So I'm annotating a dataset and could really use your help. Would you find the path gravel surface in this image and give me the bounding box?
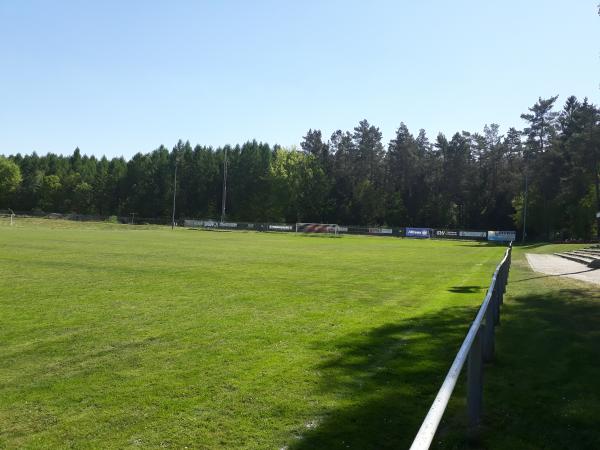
[525,253,600,285]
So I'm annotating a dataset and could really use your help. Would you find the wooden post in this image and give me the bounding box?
[409,246,513,449]
[483,308,495,363]
[497,286,502,326]
[493,285,500,326]
[499,267,505,305]
[468,327,483,428]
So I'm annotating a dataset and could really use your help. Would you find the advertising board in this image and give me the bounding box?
[406,227,431,238]
[434,230,459,238]
[487,230,516,242]
[269,224,293,231]
[368,228,393,234]
[459,230,487,239]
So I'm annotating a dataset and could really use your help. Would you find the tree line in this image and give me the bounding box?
[1,95,598,240]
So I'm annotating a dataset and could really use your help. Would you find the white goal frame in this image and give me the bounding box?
[295,223,339,236]
[0,210,16,226]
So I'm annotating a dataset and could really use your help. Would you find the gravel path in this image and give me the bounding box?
[525,253,600,285]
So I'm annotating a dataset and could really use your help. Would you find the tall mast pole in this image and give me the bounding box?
[171,159,177,230]
[522,168,528,243]
[221,147,228,223]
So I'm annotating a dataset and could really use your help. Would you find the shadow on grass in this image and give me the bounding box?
[458,242,564,250]
[297,234,343,239]
[447,286,485,294]
[512,267,599,283]
[512,242,549,250]
[456,242,509,248]
[288,287,600,450]
[287,306,478,450]
[438,287,600,449]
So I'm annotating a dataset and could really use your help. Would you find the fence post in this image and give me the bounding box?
[497,284,502,326]
[499,266,505,305]
[467,326,483,428]
[409,245,513,449]
[483,305,495,363]
[491,283,499,326]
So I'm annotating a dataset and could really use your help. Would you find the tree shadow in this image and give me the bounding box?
[297,234,343,239]
[287,306,478,450]
[512,242,549,250]
[512,267,599,283]
[287,287,600,450]
[438,287,600,449]
[447,286,485,294]
[456,242,508,248]
[187,228,233,232]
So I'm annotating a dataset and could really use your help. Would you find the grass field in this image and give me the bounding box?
[0,219,508,449]
[438,243,600,450]
[2,220,599,449]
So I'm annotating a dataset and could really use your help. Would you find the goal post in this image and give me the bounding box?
[295,223,339,236]
[0,209,16,226]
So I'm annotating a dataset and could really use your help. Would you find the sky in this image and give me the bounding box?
[1,1,599,159]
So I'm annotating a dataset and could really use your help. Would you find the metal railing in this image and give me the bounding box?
[410,242,512,450]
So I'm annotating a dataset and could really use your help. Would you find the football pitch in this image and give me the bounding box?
[0,220,505,449]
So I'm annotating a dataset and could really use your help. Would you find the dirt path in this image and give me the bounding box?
[525,253,600,286]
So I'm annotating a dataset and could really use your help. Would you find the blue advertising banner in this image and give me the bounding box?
[406,227,431,238]
[487,230,516,242]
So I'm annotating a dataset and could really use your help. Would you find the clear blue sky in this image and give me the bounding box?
[1,1,598,159]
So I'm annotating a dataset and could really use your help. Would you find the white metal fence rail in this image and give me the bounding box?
[410,242,512,450]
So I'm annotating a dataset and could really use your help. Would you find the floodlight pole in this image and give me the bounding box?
[171,159,178,230]
[522,169,528,244]
[595,154,600,243]
[221,147,228,223]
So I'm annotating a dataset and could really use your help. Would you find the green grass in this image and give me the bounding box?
[0,219,506,449]
[437,243,600,449]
